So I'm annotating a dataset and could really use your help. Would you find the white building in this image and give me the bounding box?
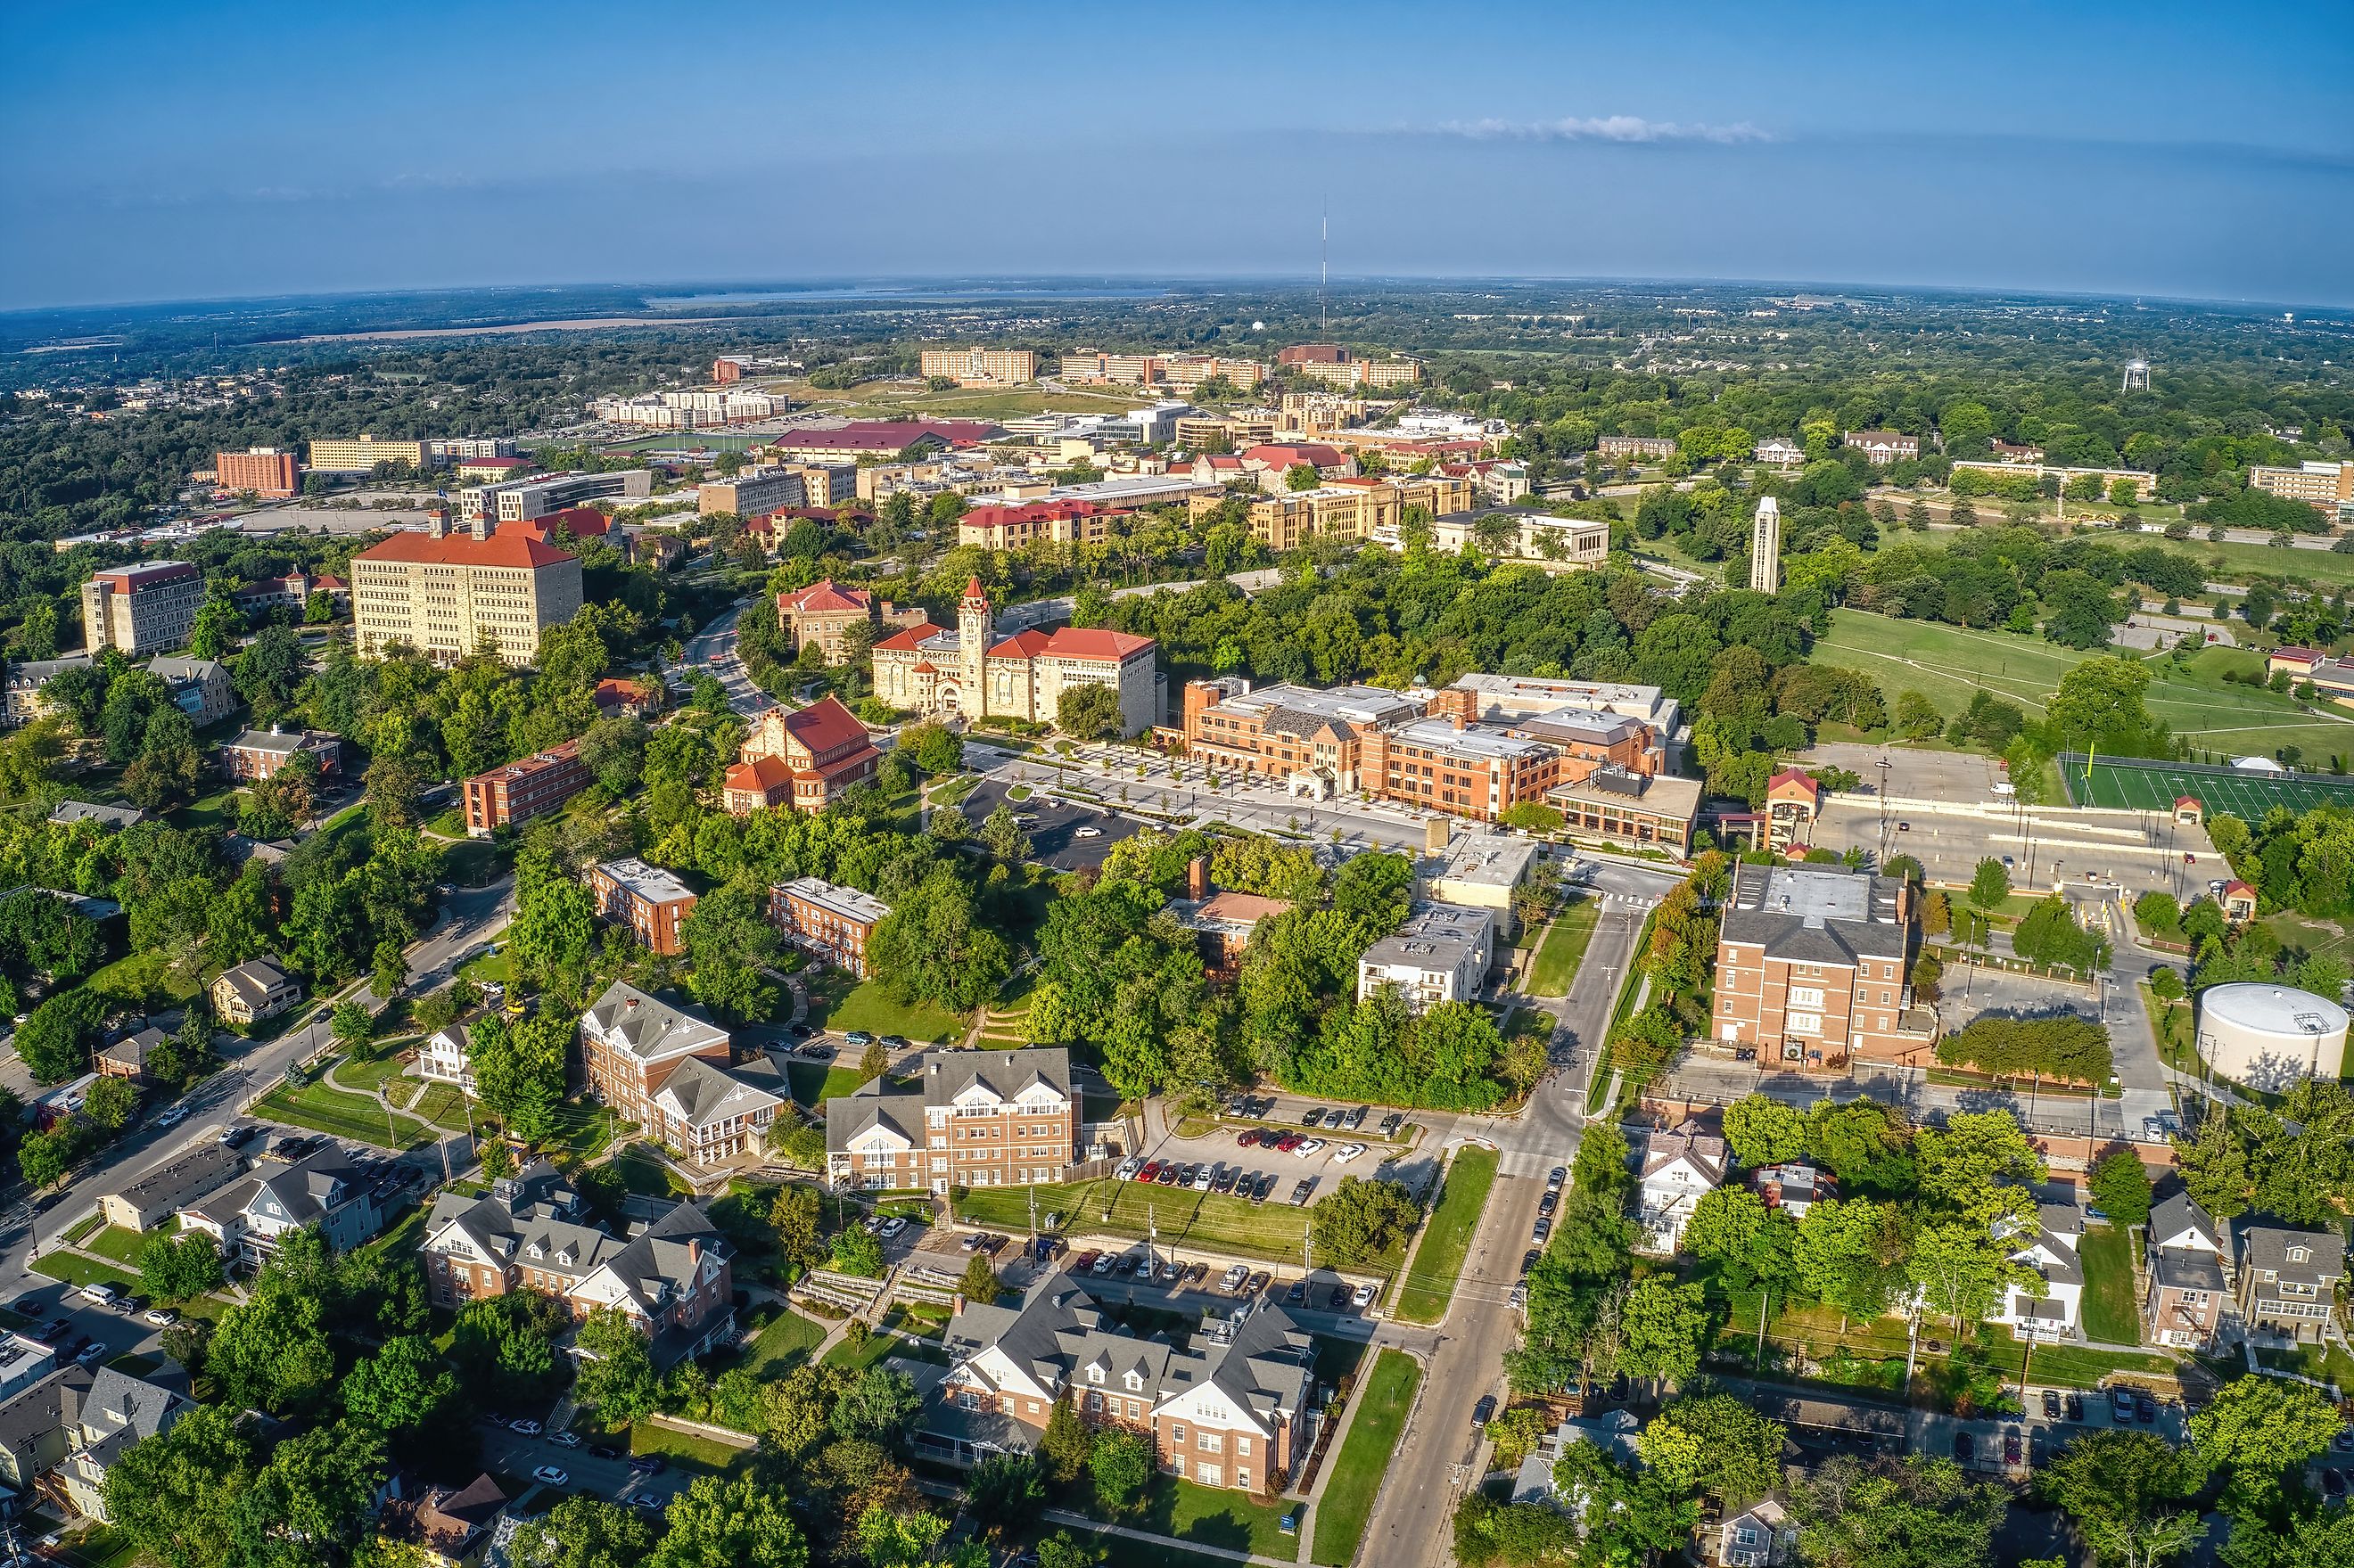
[1989,1202,2084,1343]
[416,1023,478,1096]
[1355,904,1494,1012]
[1637,1129,1726,1254]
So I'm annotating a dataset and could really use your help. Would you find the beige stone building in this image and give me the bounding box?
[920,347,1039,385]
[350,516,585,665]
[307,435,431,472]
[81,562,203,656]
[1201,473,1476,553]
[871,579,1158,735]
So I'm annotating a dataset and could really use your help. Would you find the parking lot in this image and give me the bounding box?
[1921,1383,2188,1479]
[956,780,1140,872]
[1130,1098,1416,1207]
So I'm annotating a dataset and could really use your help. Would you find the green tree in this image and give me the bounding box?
[1089,1429,1154,1515]
[206,1251,338,1415]
[652,1474,810,1568]
[138,1230,226,1303]
[1723,1092,1808,1167]
[982,803,1031,863]
[509,874,597,983]
[103,1403,253,1568]
[1641,1393,1788,1508]
[573,1309,662,1425]
[84,1073,136,1133]
[1308,1176,1422,1268]
[830,1365,921,1443]
[1791,1453,2005,1568]
[1968,856,2011,910]
[959,1252,1000,1305]
[371,937,408,1000]
[2189,1374,2342,1519]
[1055,682,1124,741]
[2174,1112,2249,1220]
[1794,1196,1907,1326]
[681,880,782,1021]
[2088,1151,2154,1231]
[1040,1395,1093,1483]
[2037,1428,2207,1568]
[1618,1275,1708,1391]
[516,1497,658,1568]
[965,1451,1045,1539]
[832,1226,886,1278]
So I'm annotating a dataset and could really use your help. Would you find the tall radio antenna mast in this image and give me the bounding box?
[1320,201,1329,336]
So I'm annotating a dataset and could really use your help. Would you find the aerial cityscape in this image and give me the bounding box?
[0,5,2351,1568]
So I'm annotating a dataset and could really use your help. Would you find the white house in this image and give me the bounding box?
[416,1023,478,1096]
[1752,1162,1833,1219]
[1989,1202,2083,1343]
[1637,1129,1727,1254]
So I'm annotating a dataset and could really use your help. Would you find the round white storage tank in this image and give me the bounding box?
[2197,982,2350,1092]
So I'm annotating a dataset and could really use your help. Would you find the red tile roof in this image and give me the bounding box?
[988,628,1054,659]
[1768,768,1820,797]
[1043,627,1154,661]
[358,530,573,569]
[539,505,611,537]
[772,420,1000,453]
[964,576,987,600]
[959,499,1115,530]
[780,694,868,754]
[780,579,872,615]
[1242,443,1348,470]
[726,756,793,795]
[874,622,944,653]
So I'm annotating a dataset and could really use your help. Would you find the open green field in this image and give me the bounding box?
[1528,899,1600,997]
[1395,1145,1498,1326]
[251,1077,425,1148]
[2063,752,2354,815]
[1820,611,2354,762]
[786,1061,867,1106]
[1311,1349,1422,1567]
[802,972,963,1044]
[737,1309,827,1379]
[954,1178,1333,1267]
[2079,1223,2140,1346]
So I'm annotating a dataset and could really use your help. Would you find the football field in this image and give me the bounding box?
[2062,753,2354,817]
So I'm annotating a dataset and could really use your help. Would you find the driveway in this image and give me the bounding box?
[955,780,1140,871]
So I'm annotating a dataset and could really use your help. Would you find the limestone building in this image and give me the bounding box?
[350,514,584,665]
[870,579,1157,735]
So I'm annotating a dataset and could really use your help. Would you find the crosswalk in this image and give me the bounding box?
[1498,1147,1569,1178]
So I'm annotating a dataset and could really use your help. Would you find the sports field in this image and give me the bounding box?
[2061,753,2354,816]
[1818,612,2354,764]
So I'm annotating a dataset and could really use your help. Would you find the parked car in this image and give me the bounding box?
[843,1031,875,1047]
[1190,1164,1214,1192]
[1471,1395,1497,1430]
[1350,1282,1377,1310]
[1546,1166,1567,1191]
[1138,1162,1163,1184]
[2003,1430,2022,1466]
[1252,1172,1278,1203]
[510,1419,543,1436]
[1182,1262,1206,1286]
[1301,1108,1325,1129]
[1236,1129,1263,1148]
[1295,1138,1326,1158]
[2327,1469,2348,1499]
[628,1456,666,1474]
[1285,1278,1307,1305]
[878,1218,908,1239]
[2136,1392,2157,1424]
[1274,1132,1305,1153]
[1379,1112,1403,1137]
[2042,1390,2061,1420]
[549,1431,582,1449]
[588,1446,622,1461]
[142,1307,178,1327]
[1509,1281,1528,1310]
[1221,1265,1249,1293]
[218,1123,257,1148]
[1115,1158,1143,1181]
[1326,1284,1350,1310]
[531,1467,570,1488]
[1244,1271,1269,1294]
[2111,1390,2136,1424]
[1954,1431,1975,1461]
[74,1343,105,1369]
[1212,1166,1240,1194]
[154,1104,189,1129]
[1531,1218,1552,1243]
[1333,1143,1367,1163]
[2065,1393,2085,1424]
[1090,1252,1116,1276]
[9,1295,40,1317]
[1537,1191,1559,1218]
[1520,1249,1542,1275]
[1289,1178,1317,1206]
[796,1043,829,1058]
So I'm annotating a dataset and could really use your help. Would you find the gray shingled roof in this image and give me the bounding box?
[2243,1224,2347,1288]
[582,981,729,1063]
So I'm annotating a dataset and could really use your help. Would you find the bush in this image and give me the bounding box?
[1935,1014,2113,1085]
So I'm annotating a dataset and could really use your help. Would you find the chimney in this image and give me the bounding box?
[1187,856,1208,901]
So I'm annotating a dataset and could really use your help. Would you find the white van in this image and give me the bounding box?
[78,1284,119,1309]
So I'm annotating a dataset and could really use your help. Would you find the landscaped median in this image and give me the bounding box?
[1310,1348,1422,1567]
[1528,897,1601,997]
[1394,1145,1499,1326]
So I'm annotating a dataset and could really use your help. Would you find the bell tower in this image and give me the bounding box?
[959,577,992,717]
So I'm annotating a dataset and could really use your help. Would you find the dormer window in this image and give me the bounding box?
[2289,1245,2310,1263]
[1124,1371,1142,1391]
[527,1244,543,1260]
[1087,1367,1104,1385]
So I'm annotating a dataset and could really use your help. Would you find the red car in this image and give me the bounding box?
[1137,1162,1163,1183]
[1237,1129,1263,1148]
[1275,1132,1305,1153]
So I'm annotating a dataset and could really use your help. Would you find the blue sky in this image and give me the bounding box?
[4,0,2350,309]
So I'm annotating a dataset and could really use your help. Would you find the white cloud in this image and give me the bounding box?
[1436,115,1772,145]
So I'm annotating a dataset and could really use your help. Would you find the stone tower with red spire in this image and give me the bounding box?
[957,576,992,717]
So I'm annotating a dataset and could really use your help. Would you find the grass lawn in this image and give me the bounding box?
[425,805,469,837]
[83,1226,154,1268]
[2022,1342,2184,1390]
[48,1525,139,1568]
[85,948,202,1008]
[787,1060,868,1106]
[457,949,514,986]
[627,1422,753,1480]
[955,1178,1339,1268]
[1528,898,1601,997]
[1080,1475,1297,1559]
[337,1038,416,1095]
[2078,1223,2142,1346]
[1027,1528,1236,1568]
[63,1215,103,1246]
[173,784,241,835]
[738,1309,827,1379]
[612,1144,693,1199]
[252,1077,425,1149]
[1395,1145,1498,1326]
[803,975,963,1044]
[30,1251,133,1292]
[1819,609,2354,763]
[1311,1349,1421,1567]
[2252,1340,2354,1391]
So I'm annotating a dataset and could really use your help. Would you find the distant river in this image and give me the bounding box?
[643,283,1170,307]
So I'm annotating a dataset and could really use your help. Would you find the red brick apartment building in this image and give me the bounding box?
[576,981,733,1129]
[770,877,890,977]
[215,447,300,497]
[956,499,1128,551]
[420,1161,736,1367]
[587,858,697,956]
[222,727,342,782]
[826,1048,1080,1193]
[463,737,590,835]
[932,1278,1314,1493]
[1713,862,1923,1070]
[723,696,879,815]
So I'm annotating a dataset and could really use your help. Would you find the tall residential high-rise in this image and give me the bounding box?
[1749,497,1783,593]
[214,447,299,497]
[82,562,205,656]
[350,515,584,665]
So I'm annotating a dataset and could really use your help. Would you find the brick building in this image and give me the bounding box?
[223,727,342,782]
[2144,1194,2229,1350]
[770,877,890,977]
[420,1162,736,1366]
[215,447,299,497]
[932,1277,1314,1494]
[1712,863,1922,1071]
[464,737,590,835]
[1177,679,1428,796]
[870,579,1158,736]
[587,858,698,956]
[826,1047,1080,1193]
[577,981,733,1130]
[723,696,880,814]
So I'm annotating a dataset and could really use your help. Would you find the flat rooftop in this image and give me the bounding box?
[1426,834,1537,890]
[1211,682,1427,727]
[1362,903,1493,967]
[595,858,694,905]
[1446,671,1674,727]
[1387,718,1553,760]
[780,876,890,924]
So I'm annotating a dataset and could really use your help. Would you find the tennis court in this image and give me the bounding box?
[2061,752,2354,817]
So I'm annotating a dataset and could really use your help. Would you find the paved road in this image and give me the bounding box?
[1359,866,1663,1568]
[679,595,770,716]
[4,875,519,1339]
